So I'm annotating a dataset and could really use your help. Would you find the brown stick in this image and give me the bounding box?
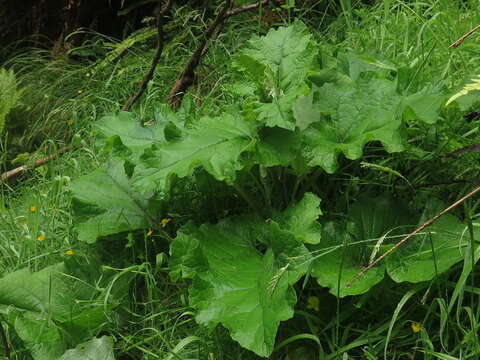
[346,185,480,287]
[442,144,480,158]
[224,0,270,18]
[449,24,480,48]
[167,0,234,110]
[122,0,174,111]
[0,146,73,182]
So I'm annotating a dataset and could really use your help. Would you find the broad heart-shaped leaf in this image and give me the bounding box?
[59,336,115,360]
[386,201,478,283]
[169,216,311,357]
[0,257,127,360]
[96,111,167,161]
[273,192,322,244]
[298,73,405,173]
[133,112,256,194]
[71,158,152,243]
[311,196,414,297]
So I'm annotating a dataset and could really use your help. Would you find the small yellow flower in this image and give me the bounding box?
[65,250,74,255]
[67,119,74,126]
[147,229,153,236]
[30,205,37,212]
[76,89,83,94]
[306,296,320,312]
[411,322,422,333]
[160,218,172,228]
[37,235,45,241]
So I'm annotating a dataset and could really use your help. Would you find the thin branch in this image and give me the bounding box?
[224,0,270,18]
[0,146,73,182]
[449,24,480,48]
[122,0,174,111]
[166,0,280,110]
[167,0,233,110]
[442,144,480,158]
[346,185,480,287]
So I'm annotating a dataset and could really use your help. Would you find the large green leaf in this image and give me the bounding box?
[273,192,322,244]
[235,20,316,94]
[95,111,167,161]
[401,86,445,124]
[13,312,65,360]
[387,202,477,283]
[71,158,152,243]
[170,216,311,357]
[311,221,385,298]
[0,258,125,360]
[133,112,256,193]
[312,196,414,297]
[234,21,317,130]
[59,336,115,360]
[298,74,405,173]
[256,89,300,130]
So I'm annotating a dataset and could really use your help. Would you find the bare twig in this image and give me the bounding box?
[0,146,74,182]
[224,0,270,18]
[167,0,233,110]
[442,144,480,158]
[449,24,480,48]
[122,0,174,111]
[347,185,480,287]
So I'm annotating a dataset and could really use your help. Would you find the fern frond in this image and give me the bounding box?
[446,75,480,106]
[0,68,21,135]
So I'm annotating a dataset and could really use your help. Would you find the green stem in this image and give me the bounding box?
[233,183,263,217]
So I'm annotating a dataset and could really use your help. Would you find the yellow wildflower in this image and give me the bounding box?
[76,89,83,94]
[306,296,320,312]
[65,250,74,255]
[160,218,172,227]
[147,229,153,236]
[37,235,45,241]
[411,322,422,333]
[30,205,37,212]
[67,119,74,126]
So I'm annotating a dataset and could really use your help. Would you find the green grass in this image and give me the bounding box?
[2,0,480,359]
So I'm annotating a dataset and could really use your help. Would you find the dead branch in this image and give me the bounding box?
[224,0,270,18]
[1,146,73,182]
[167,0,234,110]
[122,0,174,111]
[449,24,480,48]
[346,185,480,287]
[442,144,480,158]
